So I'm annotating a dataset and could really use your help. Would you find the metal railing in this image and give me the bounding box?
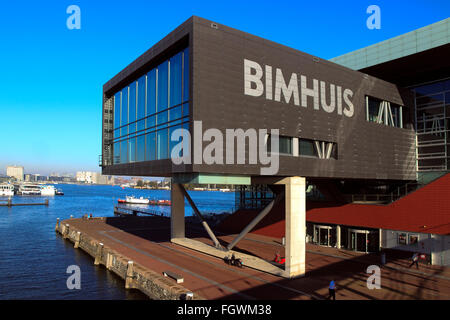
[350,182,423,204]
[114,205,169,217]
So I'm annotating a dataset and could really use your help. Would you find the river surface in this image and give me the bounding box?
[0,184,235,299]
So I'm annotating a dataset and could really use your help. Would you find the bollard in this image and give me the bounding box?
[74,231,81,249]
[55,218,60,232]
[106,253,113,270]
[63,224,70,239]
[94,243,103,265]
[125,261,134,289]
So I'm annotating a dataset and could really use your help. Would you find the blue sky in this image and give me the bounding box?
[0,0,448,175]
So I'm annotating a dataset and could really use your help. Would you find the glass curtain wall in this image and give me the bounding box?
[112,47,190,165]
[412,79,450,171]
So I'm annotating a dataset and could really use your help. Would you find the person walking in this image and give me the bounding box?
[328,280,336,300]
[409,252,419,269]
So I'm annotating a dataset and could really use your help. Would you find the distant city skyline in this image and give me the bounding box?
[0,164,99,177]
[1,1,448,173]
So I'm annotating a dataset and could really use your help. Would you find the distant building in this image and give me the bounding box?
[36,175,48,182]
[76,171,114,184]
[48,176,65,182]
[6,166,24,181]
[76,171,94,183]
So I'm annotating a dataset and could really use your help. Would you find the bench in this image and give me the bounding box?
[163,270,184,283]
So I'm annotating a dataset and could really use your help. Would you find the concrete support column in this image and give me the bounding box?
[171,183,185,240]
[284,176,306,278]
[336,225,341,249]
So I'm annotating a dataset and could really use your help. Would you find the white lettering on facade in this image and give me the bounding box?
[244,59,354,117]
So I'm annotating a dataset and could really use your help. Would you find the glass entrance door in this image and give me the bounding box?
[319,228,329,246]
[349,229,368,252]
[314,225,332,247]
[356,232,367,252]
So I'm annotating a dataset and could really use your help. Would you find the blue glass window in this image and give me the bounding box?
[120,140,128,164]
[157,61,168,125]
[113,142,120,164]
[147,69,156,119]
[147,114,156,130]
[129,137,136,163]
[136,134,145,162]
[170,52,182,107]
[111,47,189,165]
[158,110,168,129]
[137,75,146,132]
[183,48,189,102]
[145,132,156,161]
[129,82,136,134]
[182,103,189,118]
[169,105,182,122]
[157,129,168,160]
[120,87,128,138]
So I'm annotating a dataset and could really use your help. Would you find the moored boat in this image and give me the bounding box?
[149,199,171,206]
[40,185,56,196]
[18,184,41,195]
[0,184,14,196]
[118,196,150,204]
[117,196,171,206]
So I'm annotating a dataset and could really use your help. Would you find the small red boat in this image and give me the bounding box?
[149,199,171,206]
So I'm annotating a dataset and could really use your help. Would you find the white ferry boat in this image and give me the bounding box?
[0,184,14,196]
[118,196,150,204]
[18,184,42,195]
[40,185,56,196]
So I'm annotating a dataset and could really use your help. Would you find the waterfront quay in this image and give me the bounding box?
[56,215,450,300]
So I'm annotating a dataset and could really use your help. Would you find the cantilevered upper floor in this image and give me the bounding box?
[101,16,416,181]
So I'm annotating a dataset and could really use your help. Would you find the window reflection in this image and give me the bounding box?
[112,48,190,164]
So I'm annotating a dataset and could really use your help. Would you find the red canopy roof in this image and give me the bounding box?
[307,174,450,235]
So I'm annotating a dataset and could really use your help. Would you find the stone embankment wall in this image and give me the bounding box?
[56,218,200,300]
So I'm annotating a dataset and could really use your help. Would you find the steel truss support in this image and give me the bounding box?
[227,189,285,251]
[178,184,222,249]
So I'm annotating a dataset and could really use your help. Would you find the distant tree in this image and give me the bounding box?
[136,179,144,187]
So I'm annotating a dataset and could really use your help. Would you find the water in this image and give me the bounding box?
[0,184,235,299]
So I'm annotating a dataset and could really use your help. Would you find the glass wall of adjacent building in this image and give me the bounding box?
[411,78,450,172]
[112,47,190,165]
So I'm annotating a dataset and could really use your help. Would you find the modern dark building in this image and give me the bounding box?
[101,16,449,275]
